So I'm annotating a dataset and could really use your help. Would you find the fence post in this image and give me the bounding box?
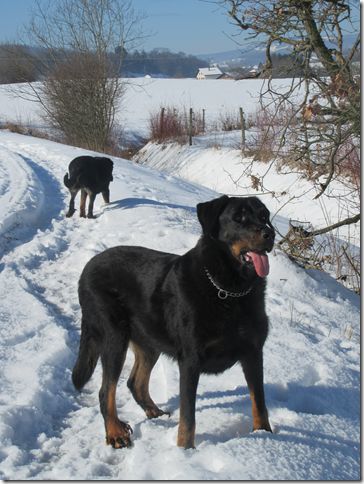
[189,107,193,146]
[202,108,205,133]
[240,107,246,155]
[160,107,165,140]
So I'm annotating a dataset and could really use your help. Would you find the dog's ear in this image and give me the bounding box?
[196,195,229,237]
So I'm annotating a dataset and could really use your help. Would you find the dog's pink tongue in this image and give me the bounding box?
[246,252,269,277]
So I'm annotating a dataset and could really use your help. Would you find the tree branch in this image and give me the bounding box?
[307,213,360,237]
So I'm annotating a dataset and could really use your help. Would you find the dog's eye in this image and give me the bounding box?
[233,212,247,224]
[260,211,269,223]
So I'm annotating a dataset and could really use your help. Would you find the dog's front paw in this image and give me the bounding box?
[253,420,272,433]
[177,424,196,449]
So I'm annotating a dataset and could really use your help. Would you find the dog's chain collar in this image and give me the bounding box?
[204,267,252,300]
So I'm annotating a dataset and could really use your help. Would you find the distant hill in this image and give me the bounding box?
[196,32,359,69]
[197,45,289,69]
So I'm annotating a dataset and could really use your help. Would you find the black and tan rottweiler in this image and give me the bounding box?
[63,156,113,218]
[72,195,275,449]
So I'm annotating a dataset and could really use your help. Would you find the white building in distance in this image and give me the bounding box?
[196,65,223,80]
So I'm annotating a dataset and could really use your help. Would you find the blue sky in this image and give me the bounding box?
[0,0,239,55]
[0,0,359,56]
[133,0,239,54]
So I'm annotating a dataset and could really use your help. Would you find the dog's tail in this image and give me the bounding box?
[63,172,72,188]
[72,326,100,391]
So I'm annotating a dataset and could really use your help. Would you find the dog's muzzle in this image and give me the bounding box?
[241,225,275,277]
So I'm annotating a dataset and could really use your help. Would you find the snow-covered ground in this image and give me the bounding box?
[0,78,298,140]
[135,140,360,245]
[0,131,360,480]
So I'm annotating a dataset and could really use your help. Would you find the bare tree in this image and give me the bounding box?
[215,0,360,289]
[23,0,144,151]
[218,0,359,190]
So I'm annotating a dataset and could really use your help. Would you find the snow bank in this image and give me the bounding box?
[135,141,360,248]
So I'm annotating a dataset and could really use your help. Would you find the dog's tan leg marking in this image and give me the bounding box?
[128,343,168,418]
[241,353,272,433]
[177,419,195,449]
[177,362,199,449]
[104,383,133,448]
[249,389,272,432]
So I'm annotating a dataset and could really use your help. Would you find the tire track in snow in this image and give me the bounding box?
[0,151,64,259]
[0,148,42,258]
[0,148,100,478]
[1,228,109,478]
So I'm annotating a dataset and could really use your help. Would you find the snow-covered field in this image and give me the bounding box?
[0,130,360,480]
[0,77,295,140]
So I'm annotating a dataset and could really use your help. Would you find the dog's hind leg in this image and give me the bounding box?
[101,188,110,204]
[66,188,79,217]
[80,189,88,218]
[99,328,133,448]
[127,342,169,419]
[86,191,97,218]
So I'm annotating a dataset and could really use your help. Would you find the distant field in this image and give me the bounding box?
[0,78,297,139]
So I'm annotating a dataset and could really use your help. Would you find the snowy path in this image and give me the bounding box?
[0,132,360,480]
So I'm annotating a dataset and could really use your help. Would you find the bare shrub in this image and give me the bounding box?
[279,221,360,294]
[246,108,277,162]
[336,137,360,189]
[247,102,360,189]
[21,0,144,152]
[246,104,300,162]
[42,51,123,151]
[218,110,241,131]
[150,106,186,143]
[149,106,204,143]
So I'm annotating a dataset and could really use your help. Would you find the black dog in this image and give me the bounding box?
[72,195,275,449]
[63,156,113,218]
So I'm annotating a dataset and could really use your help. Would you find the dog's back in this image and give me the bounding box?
[64,156,113,192]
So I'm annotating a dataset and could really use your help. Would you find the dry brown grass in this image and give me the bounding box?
[149,106,204,144]
[2,121,56,141]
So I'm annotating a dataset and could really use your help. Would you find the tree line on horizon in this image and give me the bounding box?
[2,42,356,84]
[0,44,211,84]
